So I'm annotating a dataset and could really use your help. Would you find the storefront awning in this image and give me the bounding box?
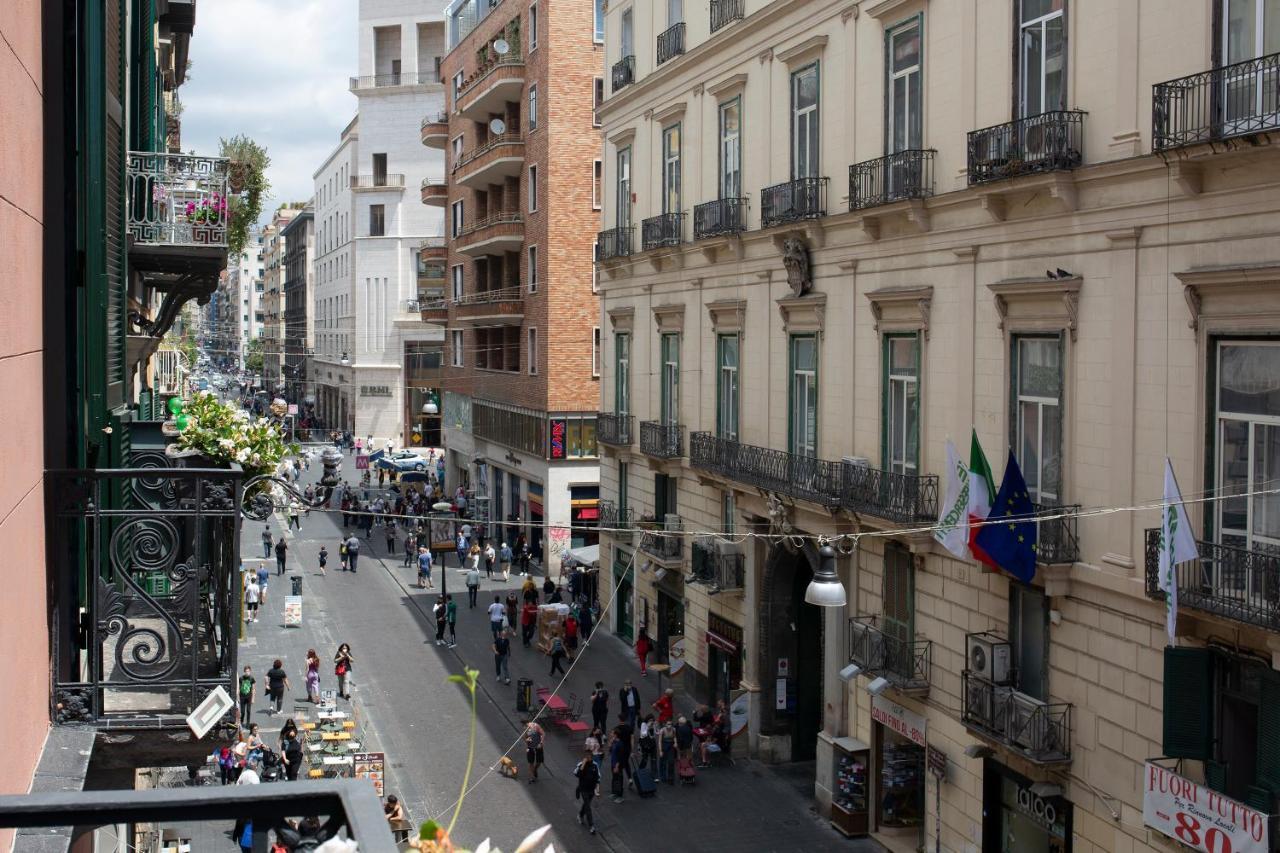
[574,507,599,520]
[706,628,739,653]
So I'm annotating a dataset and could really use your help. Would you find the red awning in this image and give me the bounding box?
[706,629,739,653]
[575,507,600,520]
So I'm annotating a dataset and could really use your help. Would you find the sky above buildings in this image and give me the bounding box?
[181,0,357,219]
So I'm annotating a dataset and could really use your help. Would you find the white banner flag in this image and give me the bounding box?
[1159,459,1199,647]
[933,439,971,558]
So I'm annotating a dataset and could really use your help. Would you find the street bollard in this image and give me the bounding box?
[516,678,533,714]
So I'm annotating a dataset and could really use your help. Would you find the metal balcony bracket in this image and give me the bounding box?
[149,271,221,339]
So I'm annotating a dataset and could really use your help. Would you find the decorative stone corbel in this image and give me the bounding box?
[980,194,1006,222]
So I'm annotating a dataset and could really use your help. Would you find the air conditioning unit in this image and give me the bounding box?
[967,632,1012,685]
[849,621,886,670]
[965,678,1013,734]
[1009,691,1052,753]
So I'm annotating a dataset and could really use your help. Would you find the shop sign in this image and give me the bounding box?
[355,455,369,470]
[360,385,392,396]
[1143,761,1268,853]
[549,418,567,459]
[668,636,686,675]
[927,745,947,779]
[871,694,927,747]
[1014,783,1063,834]
[354,752,386,797]
[283,595,302,626]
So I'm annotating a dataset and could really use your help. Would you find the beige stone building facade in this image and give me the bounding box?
[595,1,1280,851]
[261,207,300,390]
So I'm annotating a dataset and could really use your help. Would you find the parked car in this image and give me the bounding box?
[383,450,430,472]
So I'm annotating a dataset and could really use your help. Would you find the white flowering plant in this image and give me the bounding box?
[175,392,296,478]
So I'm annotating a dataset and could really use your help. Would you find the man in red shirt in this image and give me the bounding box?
[652,688,674,724]
[520,601,538,648]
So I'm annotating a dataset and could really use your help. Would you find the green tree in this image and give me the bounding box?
[244,337,264,374]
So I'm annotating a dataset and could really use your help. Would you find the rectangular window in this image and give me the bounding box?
[594,0,605,42]
[620,7,633,56]
[452,71,464,107]
[655,472,678,518]
[883,333,920,475]
[451,264,464,301]
[721,492,736,535]
[593,160,603,209]
[369,204,385,237]
[451,135,463,165]
[371,152,388,185]
[529,3,538,49]
[528,165,538,213]
[529,84,538,130]
[451,329,464,367]
[619,462,629,512]
[592,327,602,378]
[451,200,464,237]
[882,543,915,670]
[527,245,538,293]
[668,0,683,25]
[716,333,739,440]
[592,241,599,292]
[1018,0,1066,116]
[616,147,632,230]
[791,64,820,180]
[660,332,680,426]
[719,97,742,199]
[1214,340,1280,555]
[1009,583,1050,700]
[662,124,681,214]
[593,77,605,126]
[887,17,923,153]
[1012,335,1063,504]
[528,327,538,375]
[615,332,630,414]
[790,334,818,456]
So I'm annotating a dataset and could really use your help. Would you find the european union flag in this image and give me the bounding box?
[974,451,1039,583]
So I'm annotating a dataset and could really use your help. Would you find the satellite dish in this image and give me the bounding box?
[489,118,507,135]
[493,38,510,55]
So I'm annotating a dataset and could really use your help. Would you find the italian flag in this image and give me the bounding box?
[967,429,998,570]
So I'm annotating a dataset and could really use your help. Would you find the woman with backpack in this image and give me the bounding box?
[549,632,568,676]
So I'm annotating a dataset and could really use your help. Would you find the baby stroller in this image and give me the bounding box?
[259,747,285,783]
[676,754,697,785]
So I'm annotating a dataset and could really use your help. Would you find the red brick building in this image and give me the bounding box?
[427,0,603,569]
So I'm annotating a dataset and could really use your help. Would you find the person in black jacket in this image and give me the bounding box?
[281,729,304,781]
[590,681,609,733]
[619,679,641,731]
[574,749,601,834]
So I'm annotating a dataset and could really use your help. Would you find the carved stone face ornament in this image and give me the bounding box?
[782,237,812,297]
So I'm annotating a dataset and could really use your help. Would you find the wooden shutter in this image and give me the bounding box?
[104,0,127,411]
[1255,669,1280,790]
[1162,647,1214,760]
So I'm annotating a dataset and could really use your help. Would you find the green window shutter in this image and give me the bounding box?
[1162,647,1214,760]
[1255,669,1280,790]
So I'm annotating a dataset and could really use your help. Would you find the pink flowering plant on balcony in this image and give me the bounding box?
[184,194,228,225]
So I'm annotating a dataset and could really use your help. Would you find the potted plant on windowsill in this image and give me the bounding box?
[636,513,659,531]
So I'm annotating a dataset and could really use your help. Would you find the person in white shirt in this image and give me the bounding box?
[244,578,261,623]
[237,763,260,785]
[488,596,508,639]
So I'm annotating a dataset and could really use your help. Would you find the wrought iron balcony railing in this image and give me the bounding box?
[350,173,406,188]
[849,149,935,211]
[597,226,633,260]
[598,499,634,544]
[690,432,845,509]
[1144,527,1280,632]
[962,671,1072,765]
[710,0,745,33]
[641,212,684,250]
[640,420,685,458]
[49,464,244,726]
[349,70,440,89]
[597,412,634,446]
[848,615,931,694]
[1033,501,1081,564]
[1153,51,1280,150]
[694,197,748,239]
[421,111,448,128]
[454,285,523,305]
[657,22,686,65]
[639,515,683,562]
[760,176,828,228]
[612,55,636,93]
[967,110,1085,185]
[842,462,939,524]
[454,132,525,172]
[691,541,745,591]
[127,152,230,250]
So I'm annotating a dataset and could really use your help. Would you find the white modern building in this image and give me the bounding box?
[231,232,265,345]
[311,0,448,442]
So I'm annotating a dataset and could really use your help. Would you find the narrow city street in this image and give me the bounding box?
[232,455,867,852]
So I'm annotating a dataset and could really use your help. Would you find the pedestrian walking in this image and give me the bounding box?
[317,545,328,575]
[281,729,304,781]
[333,644,354,700]
[275,538,288,577]
[338,540,349,571]
[256,563,270,606]
[483,541,496,579]
[505,591,519,630]
[445,595,458,648]
[237,665,256,725]
[609,720,632,802]
[265,659,290,716]
[403,532,415,567]
[590,682,609,733]
[487,595,506,639]
[638,714,657,769]
[468,543,482,579]
[574,750,601,834]
[653,688,674,724]
[585,727,604,776]
[288,502,301,531]
[455,531,467,569]
[465,562,480,607]
[635,627,652,676]
[305,649,321,704]
[418,547,434,589]
[244,576,261,623]
[619,680,641,730]
[564,613,579,658]
[433,597,448,646]
[385,520,397,555]
[520,601,537,647]
[493,629,511,684]
[521,576,539,605]
[523,720,546,784]
[658,718,677,783]
[499,541,513,581]
[345,535,360,573]
[549,633,568,676]
[261,525,273,559]
[578,605,594,639]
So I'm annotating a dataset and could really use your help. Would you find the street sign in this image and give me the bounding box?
[287,404,298,415]
[284,595,302,626]
[927,745,947,778]
[355,455,369,470]
[186,685,234,739]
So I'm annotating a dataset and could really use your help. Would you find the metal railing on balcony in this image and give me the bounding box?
[455,133,525,172]
[848,615,931,693]
[597,412,634,446]
[849,149,935,211]
[691,541,745,591]
[1153,51,1280,150]
[1144,527,1280,632]
[690,432,845,508]
[641,212,685,250]
[967,110,1085,185]
[710,0,745,32]
[1033,502,1081,564]
[760,176,828,228]
[657,22,686,65]
[349,70,439,89]
[458,211,524,238]
[612,55,636,93]
[453,285,523,305]
[639,515,683,561]
[962,671,1072,764]
[597,226,634,260]
[843,463,939,524]
[127,152,230,249]
[49,465,243,726]
[421,111,448,128]
[458,54,525,100]
[350,173,406,188]
[694,197,749,239]
[599,499,634,543]
[640,421,685,458]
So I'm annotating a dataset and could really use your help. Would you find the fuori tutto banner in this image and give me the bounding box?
[1143,761,1268,853]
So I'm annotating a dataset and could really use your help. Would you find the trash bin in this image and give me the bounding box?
[516,678,533,713]
[290,575,303,596]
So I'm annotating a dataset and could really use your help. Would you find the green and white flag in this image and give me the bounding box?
[934,439,971,558]
[1158,458,1199,647]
